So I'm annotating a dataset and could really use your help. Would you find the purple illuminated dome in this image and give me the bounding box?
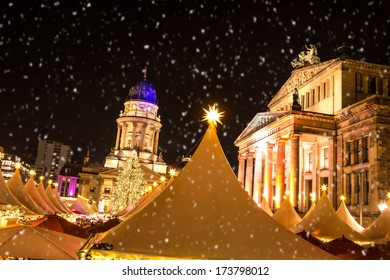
[127,78,157,104]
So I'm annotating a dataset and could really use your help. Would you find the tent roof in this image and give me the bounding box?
[0,225,85,260]
[71,196,98,215]
[93,125,337,260]
[361,204,390,241]
[0,170,21,206]
[36,180,63,213]
[291,192,368,242]
[259,197,273,216]
[24,177,55,215]
[336,201,364,232]
[272,197,302,230]
[32,215,90,238]
[6,170,47,215]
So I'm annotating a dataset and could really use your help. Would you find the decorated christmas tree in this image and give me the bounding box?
[110,155,146,215]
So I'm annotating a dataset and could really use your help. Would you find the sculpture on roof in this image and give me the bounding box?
[291,44,321,69]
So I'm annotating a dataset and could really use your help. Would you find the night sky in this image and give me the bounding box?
[1,0,389,171]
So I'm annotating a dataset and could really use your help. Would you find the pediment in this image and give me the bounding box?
[235,111,287,144]
[268,58,340,108]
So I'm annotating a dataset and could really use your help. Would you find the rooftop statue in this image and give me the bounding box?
[291,44,321,68]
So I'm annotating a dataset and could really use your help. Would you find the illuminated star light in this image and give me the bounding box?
[339,194,346,202]
[202,104,224,127]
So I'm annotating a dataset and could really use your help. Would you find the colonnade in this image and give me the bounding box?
[237,135,301,209]
[114,122,161,155]
[238,134,335,211]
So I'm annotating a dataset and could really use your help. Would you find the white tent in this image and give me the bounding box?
[259,197,273,216]
[90,124,337,260]
[70,196,98,215]
[291,191,367,242]
[336,200,364,232]
[0,224,85,259]
[272,197,302,230]
[36,179,63,214]
[361,204,390,241]
[7,169,48,215]
[24,176,55,215]
[45,184,72,214]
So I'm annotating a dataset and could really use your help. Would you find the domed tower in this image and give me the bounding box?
[104,68,167,174]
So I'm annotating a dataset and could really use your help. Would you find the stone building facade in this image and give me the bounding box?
[235,55,390,217]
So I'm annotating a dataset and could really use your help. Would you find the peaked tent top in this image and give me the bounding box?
[272,196,302,230]
[336,201,364,232]
[93,124,336,260]
[291,191,368,242]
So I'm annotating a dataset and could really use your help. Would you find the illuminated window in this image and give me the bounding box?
[307,152,313,173]
[89,187,96,193]
[345,174,351,206]
[104,188,111,194]
[323,147,329,169]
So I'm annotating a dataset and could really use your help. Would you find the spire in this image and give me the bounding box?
[142,66,147,80]
[83,147,90,166]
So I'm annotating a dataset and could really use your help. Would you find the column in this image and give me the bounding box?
[153,129,160,154]
[120,123,128,149]
[131,123,138,148]
[253,148,263,204]
[237,155,246,186]
[115,125,121,150]
[289,135,300,207]
[264,143,274,208]
[275,138,287,208]
[328,136,336,207]
[245,152,254,197]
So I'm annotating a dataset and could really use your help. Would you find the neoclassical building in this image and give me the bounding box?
[77,70,168,211]
[235,48,390,217]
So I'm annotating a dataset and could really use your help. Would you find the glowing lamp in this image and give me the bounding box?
[310,193,316,202]
[29,170,36,177]
[378,203,388,212]
[14,162,21,169]
[169,168,177,177]
[48,179,53,185]
[39,176,44,181]
[202,104,224,127]
[321,184,327,192]
[339,194,346,202]
[152,182,158,187]
[387,192,390,199]
[160,176,166,182]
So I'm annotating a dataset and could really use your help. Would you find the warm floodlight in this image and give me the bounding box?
[202,104,224,127]
[378,202,388,212]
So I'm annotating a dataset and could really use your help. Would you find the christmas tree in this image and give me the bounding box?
[110,155,147,215]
